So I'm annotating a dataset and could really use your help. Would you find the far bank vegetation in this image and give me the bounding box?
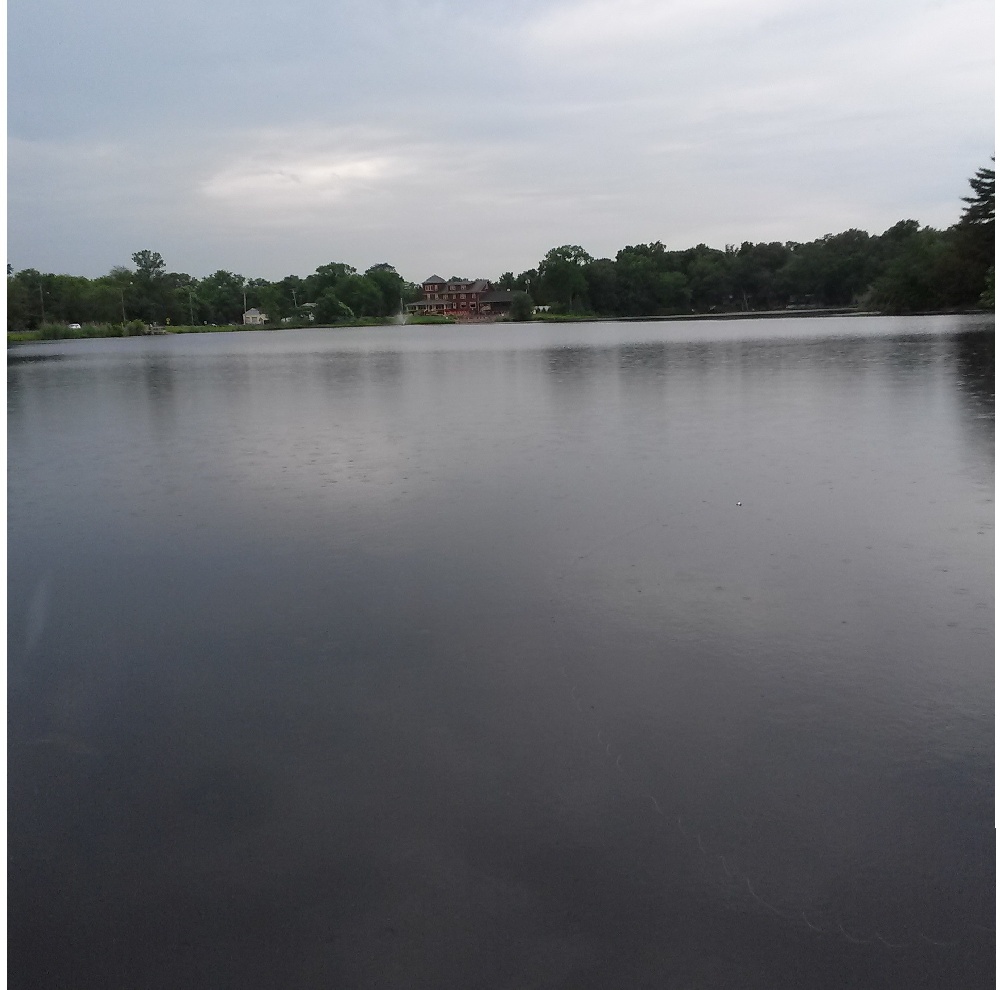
[8,164,993,339]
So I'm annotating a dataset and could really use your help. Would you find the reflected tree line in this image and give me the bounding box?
[7,165,993,334]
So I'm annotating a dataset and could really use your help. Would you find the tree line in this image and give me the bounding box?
[6,254,419,332]
[499,164,994,317]
[7,164,993,333]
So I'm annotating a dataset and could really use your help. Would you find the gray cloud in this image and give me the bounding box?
[8,0,993,282]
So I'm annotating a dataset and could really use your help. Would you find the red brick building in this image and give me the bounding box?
[407,276,512,318]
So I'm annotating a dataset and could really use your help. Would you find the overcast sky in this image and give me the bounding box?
[8,0,994,283]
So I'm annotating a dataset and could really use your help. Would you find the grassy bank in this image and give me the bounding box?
[8,314,457,343]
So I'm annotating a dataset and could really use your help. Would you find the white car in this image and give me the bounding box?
[68,323,82,329]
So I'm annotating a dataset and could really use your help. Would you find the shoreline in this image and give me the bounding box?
[7,307,991,344]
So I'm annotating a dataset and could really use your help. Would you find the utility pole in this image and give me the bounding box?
[120,288,127,324]
[38,283,45,324]
[188,288,195,326]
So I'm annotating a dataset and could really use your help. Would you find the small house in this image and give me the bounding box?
[243,308,268,325]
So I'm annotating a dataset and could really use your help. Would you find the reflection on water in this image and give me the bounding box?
[8,316,994,988]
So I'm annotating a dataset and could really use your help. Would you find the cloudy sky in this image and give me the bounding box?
[8,0,994,283]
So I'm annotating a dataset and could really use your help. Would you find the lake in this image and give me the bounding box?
[8,315,995,988]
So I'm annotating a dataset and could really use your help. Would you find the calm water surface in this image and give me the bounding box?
[8,316,995,988]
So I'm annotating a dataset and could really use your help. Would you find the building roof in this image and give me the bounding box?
[421,278,492,294]
[422,275,446,284]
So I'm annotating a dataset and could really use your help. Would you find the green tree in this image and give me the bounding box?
[953,161,995,304]
[867,226,951,313]
[314,289,354,324]
[583,258,621,314]
[7,269,38,330]
[538,245,592,310]
[508,292,534,321]
[198,270,246,323]
[656,270,691,311]
[611,248,691,315]
[131,250,166,279]
[513,269,538,295]
[960,162,995,226]
[336,275,383,317]
[778,232,876,307]
[126,250,175,323]
[685,248,734,311]
[264,274,308,320]
[306,262,356,304]
[364,263,406,316]
[978,266,994,309]
[731,241,791,310]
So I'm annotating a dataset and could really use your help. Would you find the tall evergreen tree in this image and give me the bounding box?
[960,161,995,227]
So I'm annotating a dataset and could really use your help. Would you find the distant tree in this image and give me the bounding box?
[684,248,734,311]
[731,241,791,310]
[89,271,134,322]
[610,249,691,315]
[880,219,922,244]
[538,245,592,309]
[198,270,246,323]
[314,289,354,324]
[123,251,177,322]
[951,162,996,304]
[778,231,877,307]
[7,268,37,330]
[513,269,538,295]
[364,263,406,316]
[268,274,308,317]
[306,263,356,302]
[131,250,166,279]
[614,250,660,315]
[583,258,621,314]
[867,227,952,313]
[960,161,995,226]
[508,292,534,321]
[979,266,994,309]
[657,271,691,311]
[337,274,383,317]
[542,245,593,267]
[253,284,287,322]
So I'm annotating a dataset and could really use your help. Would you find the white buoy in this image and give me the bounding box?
[737,501,742,506]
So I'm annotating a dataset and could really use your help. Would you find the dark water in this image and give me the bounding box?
[8,315,995,989]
